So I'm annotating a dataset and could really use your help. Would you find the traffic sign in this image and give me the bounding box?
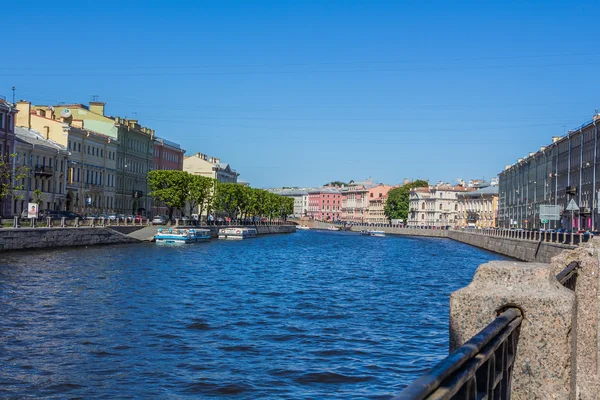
[566,199,580,211]
[541,219,549,224]
[539,205,560,221]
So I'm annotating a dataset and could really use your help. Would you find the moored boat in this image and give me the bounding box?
[297,225,310,230]
[360,230,386,237]
[154,227,212,244]
[326,226,340,231]
[218,227,258,240]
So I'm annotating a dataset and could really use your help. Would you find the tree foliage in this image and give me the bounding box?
[325,181,347,187]
[187,175,215,217]
[384,180,429,222]
[147,170,190,221]
[0,154,28,205]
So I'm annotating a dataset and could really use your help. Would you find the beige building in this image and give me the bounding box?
[183,152,239,183]
[16,102,118,215]
[408,184,475,227]
[457,186,499,228]
[365,184,394,224]
[13,127,69,215]
[29,101,154,215]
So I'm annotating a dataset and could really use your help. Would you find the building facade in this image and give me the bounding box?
[308,187,342,221]
[13,127,69,215]
[498,114,600,230]
[153,137,185,171]
[340,179,373,222]
[457,185,499,228]
[16,101,118,215]
[29,101,155,215]
[268,189,309,217]
[365,184,394,224]
[183,153,238,183]
[0,99,17,216]
[408,184,474,227]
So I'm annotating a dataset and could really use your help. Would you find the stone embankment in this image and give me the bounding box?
[303,220,449,238]
[0,224,297,252]
[0,227,138,251]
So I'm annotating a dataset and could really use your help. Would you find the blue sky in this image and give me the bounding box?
[2,1,599,188]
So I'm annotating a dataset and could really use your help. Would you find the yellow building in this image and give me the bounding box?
[16,101,118,214]
[457,186,499,228]
[183,152,239,183]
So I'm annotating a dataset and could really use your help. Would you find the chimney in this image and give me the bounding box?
[552,136,561,143]
[214,158,220,164]
[15,101,31,128]
[44,126,50,140]
[71,120,84,129]
[89,101,105,116]
[209,156,215,163]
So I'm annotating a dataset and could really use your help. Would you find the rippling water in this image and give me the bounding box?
[0,230,507,399]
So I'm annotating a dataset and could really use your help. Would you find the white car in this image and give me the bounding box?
[152,216,167,225]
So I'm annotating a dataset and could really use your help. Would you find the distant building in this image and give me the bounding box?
[269,188,309,217]
[308,187,342,221]
[183,152,238,183]
[365,184,394,224]
[408,183,475,227]
[457,185,499,228]
[340,178,374,222]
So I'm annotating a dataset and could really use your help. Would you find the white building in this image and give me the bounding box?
[407,183,475,227]
[268,188,310,217]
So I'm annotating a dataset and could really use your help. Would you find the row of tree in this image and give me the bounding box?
[147,170,293,222]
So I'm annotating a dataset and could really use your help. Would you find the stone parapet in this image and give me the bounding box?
[450,261,575,399]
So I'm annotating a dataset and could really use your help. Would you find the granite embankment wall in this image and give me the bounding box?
[447,230,576,263]
[123,224,296,241]
[0,227,139,251]
[304,220,449,238]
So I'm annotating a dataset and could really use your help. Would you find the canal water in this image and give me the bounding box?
[0,230,507,399]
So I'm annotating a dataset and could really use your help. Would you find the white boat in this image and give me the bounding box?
[297,225,310,230]
[327,226,340,231]
[360,230,386,237]
[218,227,258,240]
[154,228,212,244]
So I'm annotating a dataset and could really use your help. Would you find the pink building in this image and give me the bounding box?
[366,184,395,224]
[0,98,17,217]
[152,137,185,216]
[153,137,185,171]
[308,187,342,221]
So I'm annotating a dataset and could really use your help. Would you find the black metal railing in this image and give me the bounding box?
[556,261,578,291]
[394,308,523,400]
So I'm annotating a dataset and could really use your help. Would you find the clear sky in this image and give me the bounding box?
[2,1,599,188]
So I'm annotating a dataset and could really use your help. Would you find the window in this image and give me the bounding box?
[421,202,425,210]
[439,204,442,210]
[455,204,458,211]
[78,143,81,152]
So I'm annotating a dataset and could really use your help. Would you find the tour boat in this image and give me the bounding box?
[297,225,310,230]
[218,227,258,240]
[154,228,212,244]
[360,230,386,237]
[327,226,340,231]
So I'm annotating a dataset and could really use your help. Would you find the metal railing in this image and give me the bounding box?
[556,261,579,291]
[395,308,523,400]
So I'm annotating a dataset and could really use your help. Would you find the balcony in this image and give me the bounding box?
[566,185,577,195]
[34,166,53,177]
[85,183,104,192]
[132,190,143,198]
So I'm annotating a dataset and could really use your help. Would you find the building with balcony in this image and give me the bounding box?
[456,185,499,228]
[16,101,118,215]
[13,126,69,215]
[0,98,17,216]
[365,184,394,224]
[498,113,600,230]
[183,152,238,183]
[28,101,154,215]
[307,187,342,221]
[407,184,474,227]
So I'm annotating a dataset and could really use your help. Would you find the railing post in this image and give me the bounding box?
[47,217,52,228]
[451,261,575,399]
[570,232,574,245]
[13,216,19,228]
[31,217,36,228]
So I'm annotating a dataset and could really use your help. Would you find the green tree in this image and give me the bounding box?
[212,182,239,219]
[0,154,28,214]
[384,180,429,222]
[147,170,190,222]
[325,181,347,187]
[187,175,215,222]
[33,189,43,206]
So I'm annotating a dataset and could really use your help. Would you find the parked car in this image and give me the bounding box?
[134,215,145,223]
[85,214,99,220]
[152,215,167,225]
[107,214,119,220]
